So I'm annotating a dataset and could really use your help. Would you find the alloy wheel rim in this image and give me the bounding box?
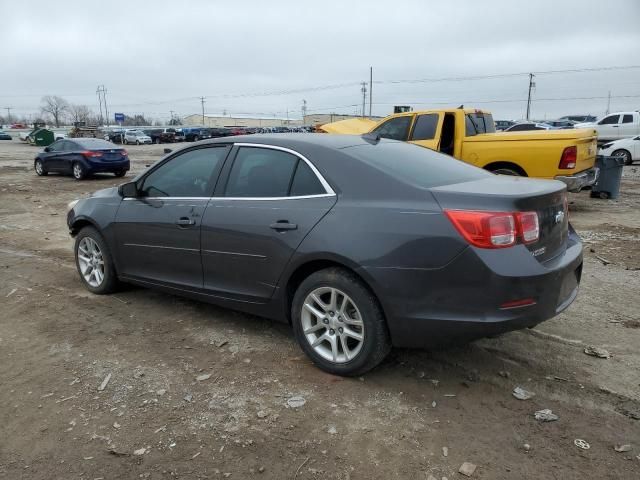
[77,237,105,287]
[35,161,43,174]
[73,164,82,178]
[301,287,364,363]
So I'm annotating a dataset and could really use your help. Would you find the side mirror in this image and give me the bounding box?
[119,181,139,198]
[44,147,51,152]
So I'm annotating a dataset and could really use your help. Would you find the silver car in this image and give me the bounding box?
[124,130,152,145]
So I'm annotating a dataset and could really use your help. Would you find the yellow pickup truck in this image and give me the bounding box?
[321,108,599,192]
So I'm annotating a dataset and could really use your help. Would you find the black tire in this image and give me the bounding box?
[72,161,86,180]
[74,226,119,294]
[136,140,140,145]
[612,149,633,166]
[155,138,161,144]
[114,170,126,177]
[291,267,391,376]
[34,159,48,176]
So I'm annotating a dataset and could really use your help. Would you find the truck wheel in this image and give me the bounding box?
[612,149,632,165]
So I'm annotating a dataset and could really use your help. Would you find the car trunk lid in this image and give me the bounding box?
[431,176,568,263]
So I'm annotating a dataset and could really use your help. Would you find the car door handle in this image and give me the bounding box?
[270,221,298,231]
[176,217,196,226]
[612,125,619,127]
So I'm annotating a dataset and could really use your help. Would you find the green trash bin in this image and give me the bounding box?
[590,155,624,199]
[32,128,54,146]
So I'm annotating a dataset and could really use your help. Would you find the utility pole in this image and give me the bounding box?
[369,66,373,118]
[301,99,307,120]
[4,107,12,123]
[169,110,175,124]
[96,87,104,125]
[605,90,611,115]
[103,86,109,127]
[360,82,367,118]
[525,73,535,120]
[200,97,206,125]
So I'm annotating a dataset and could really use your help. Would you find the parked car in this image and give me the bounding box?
[124,130,152,145]
[0,130,11,140]
[504,122,558,132]
[559,115,597,123]
[599,135,640,165]
[173,129,186,142]
[54,132,68,140]
[34,138,129,180]
[144,128,176,144]
[103,128,125,144]
[544,120,576,129]
[66,134,582,376]
[323,108,598,192]
[574,111,640,142]
[495,120,515,131]
[182,127,208,142]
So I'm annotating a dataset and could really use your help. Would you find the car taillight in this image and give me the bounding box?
[515,211,539,244]
[559,146,577,169]
[82,150,103,158]
[445,210,539,249]
[121,149,128,156]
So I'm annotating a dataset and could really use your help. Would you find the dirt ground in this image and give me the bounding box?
[0,138,638,480]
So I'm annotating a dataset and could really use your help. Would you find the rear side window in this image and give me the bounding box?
[345,141,489,189]
[290,161,325,196]
[622,114,634,123]
[371,116,412,141]
[465,113,496,136]
[410,114,439,141]
[225,147,298,197]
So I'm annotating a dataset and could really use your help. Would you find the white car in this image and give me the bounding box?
[599,135,640,165]
[124,130,152,145]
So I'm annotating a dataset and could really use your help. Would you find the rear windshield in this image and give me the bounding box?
[465,113,496,136]
[344,141,490,189]
[75,138,117,149]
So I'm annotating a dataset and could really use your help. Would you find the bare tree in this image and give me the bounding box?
[40,96,70,127]
[69,104,93,124]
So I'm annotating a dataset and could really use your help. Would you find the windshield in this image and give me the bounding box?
[465,113,496,136]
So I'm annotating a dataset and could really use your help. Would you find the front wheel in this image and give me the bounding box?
[612,149,633,165]
[291,268,391,376]
[74,226,119,294]
[34,159,48,176]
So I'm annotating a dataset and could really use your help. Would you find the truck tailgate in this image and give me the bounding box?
[575,135,598,172]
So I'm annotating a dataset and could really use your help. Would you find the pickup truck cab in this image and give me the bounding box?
[575,111,640,142]
[354,108,598,192]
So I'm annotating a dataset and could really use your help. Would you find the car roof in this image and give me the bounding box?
[202,133,371,150]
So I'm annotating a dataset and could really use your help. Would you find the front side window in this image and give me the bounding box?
[140,146,228,197]
[599,115,620,125]
[225,147,298,197]
[410,114,439,141]
[371,116,412,141]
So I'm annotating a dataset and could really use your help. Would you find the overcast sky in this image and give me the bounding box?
[2,0,639,122]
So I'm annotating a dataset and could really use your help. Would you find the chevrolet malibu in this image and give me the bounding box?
[67,134,583,376]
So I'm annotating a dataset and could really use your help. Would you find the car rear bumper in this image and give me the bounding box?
[555,167,598,192]
[361,227,583,348]
[86,159,130,173]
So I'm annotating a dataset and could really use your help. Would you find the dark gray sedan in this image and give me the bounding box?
[67,134,583,376]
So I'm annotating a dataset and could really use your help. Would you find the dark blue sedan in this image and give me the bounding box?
[34,138,130,180]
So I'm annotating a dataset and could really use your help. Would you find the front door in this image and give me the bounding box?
[408,113,442,151]
[113,145,230,288]
[201,145,336,302]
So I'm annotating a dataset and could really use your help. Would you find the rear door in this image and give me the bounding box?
[201,144,336,302]
[113,145,230,288]
[620,113,637,137]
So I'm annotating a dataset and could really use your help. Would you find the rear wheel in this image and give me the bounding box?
[114,170,126,177]
[74,226,118,294]
[72,161,86,180]
[291,268,391,376]
[492,167,522,176]
[34,159,48,176]
[612,149,633,165]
